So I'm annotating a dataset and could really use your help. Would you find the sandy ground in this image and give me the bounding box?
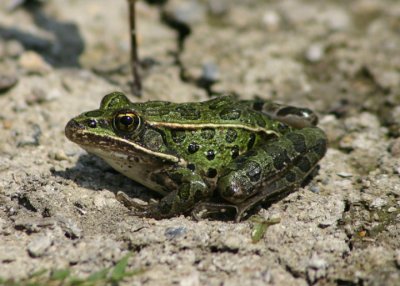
[0,0,399,285]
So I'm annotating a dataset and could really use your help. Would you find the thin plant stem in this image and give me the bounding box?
[128,0,142,96]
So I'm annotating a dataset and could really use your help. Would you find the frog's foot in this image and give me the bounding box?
[116,191,148,211]
[116,192,167,219]
[191,202,239,221]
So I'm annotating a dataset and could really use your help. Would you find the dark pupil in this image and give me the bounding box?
[120,116,133,126]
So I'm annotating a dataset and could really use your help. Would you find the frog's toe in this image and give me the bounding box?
[116,191,148,210]
[191,202,239,221]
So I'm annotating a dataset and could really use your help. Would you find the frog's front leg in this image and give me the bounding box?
[123,167,210,219]
[217,127,327,221]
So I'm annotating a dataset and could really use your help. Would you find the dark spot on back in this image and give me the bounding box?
[176,106,201,120]
[231,145,239,159]
[206,150,215,161]
[201,128,215,140]
[207,168,217,178]
[297,157,312,173]
[245,149,258,157]
[188,142,200,154]
[247,133,256,150]
[287,132,307,154]
[187,163,196,171]
[246,161,262,182]
[266,145,290,170]
[313,139,327,157]
[226,129,238,143]
[285,171,297,183]
[220,108,241,120]
[170,172,183,184]
[235,156,247,169]
[256,116,266,128]
[208,96,230,110]
[171,129,186,144]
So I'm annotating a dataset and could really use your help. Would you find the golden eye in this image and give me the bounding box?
[114,111,140,133]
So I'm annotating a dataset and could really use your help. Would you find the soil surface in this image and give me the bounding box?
[1,0,400,285]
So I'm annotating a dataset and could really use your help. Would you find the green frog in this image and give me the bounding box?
[65,92,327,221]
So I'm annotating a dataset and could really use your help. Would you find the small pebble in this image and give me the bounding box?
[6,40,24,58]
[308,256,328,269]
[370,197,387,209]
[57,217,82,239]
[326,9,350,31]
[26,87,47,105]
[310,185,320,194]
[27,234,53,257]
[0,74,18,92]
[389,138,400,158]
[19,51,52,75]
[201,62,220,83]
[395,250,400,267]
[54,150,68,161]
[337,172,353,178]
[17,124,42,147]
[165,226,187,239]
[93,195,108,209]
[262,11,281,31]
[318,220,334,228]
[387,207,397,213]
[305,43,324,63]
[307,255,328,283]
[3,119,13,129]
[208,0,229,16]
[163,0,206,25]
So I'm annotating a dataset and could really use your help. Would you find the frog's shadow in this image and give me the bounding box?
[53,154,157,202]
[53,154,321,221]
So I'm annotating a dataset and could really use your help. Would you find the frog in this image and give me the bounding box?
[65,92,327,221]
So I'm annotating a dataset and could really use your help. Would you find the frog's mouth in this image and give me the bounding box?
[65,119,182,164]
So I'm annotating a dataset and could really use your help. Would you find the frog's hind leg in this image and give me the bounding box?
[243,99,319,128]
[217,127,327,222]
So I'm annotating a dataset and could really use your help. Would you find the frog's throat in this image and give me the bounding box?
[147,122,281,136]
[77,130,186,165]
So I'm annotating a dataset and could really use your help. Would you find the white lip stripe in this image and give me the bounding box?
[80,130,185,165]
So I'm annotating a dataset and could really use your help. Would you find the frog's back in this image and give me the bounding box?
[134,96,278,131]
[128,96,286,182]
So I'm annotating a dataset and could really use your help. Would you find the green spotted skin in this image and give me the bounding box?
[65,92,327,221]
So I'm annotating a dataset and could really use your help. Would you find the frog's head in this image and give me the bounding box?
[65,92,147,158]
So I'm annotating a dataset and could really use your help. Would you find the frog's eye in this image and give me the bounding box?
[114,111,141,133]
